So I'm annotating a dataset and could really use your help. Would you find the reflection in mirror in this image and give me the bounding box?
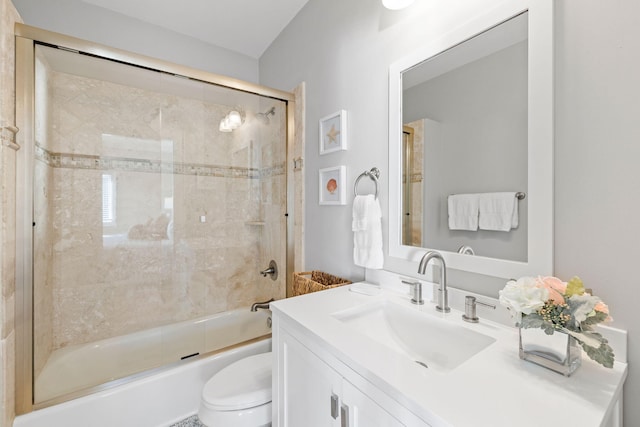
[389,0,553,279]
[401,13,528,262]
[402,124,422,247]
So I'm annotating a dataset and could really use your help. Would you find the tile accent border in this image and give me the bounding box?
[35,145,285,179]
[402,173,423,184]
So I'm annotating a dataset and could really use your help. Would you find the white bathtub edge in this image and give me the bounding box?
[14,339,272,427]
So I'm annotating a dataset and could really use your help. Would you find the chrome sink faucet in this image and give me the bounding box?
[418,251,450,313]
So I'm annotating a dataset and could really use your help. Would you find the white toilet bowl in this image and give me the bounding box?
[198,351,272,427]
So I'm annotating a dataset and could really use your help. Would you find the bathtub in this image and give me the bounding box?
[15,308,272,427]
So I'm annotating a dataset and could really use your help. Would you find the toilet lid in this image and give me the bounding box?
[202,352,272,411]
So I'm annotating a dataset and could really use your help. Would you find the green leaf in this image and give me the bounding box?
[541,324,557,335]
[520,313,544,329]
[581,311,608,329]
[579,334,615,369]
[566,276,585,297]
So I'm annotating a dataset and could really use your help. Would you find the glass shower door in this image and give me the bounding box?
[31,44,287,404]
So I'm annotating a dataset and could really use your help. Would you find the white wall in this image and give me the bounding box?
[259,0,640,424]
[11,0,259,83]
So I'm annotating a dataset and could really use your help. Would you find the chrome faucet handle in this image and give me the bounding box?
[462,296,496,323]
[260,260,278,280]
[401,280,424,305]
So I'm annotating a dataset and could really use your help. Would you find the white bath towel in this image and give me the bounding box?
[447,194,479,231]
[478,192,518,231]
[352,195,384,269]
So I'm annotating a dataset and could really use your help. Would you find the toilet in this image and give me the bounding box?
[198,352,273,427]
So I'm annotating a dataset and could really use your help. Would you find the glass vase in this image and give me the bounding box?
[519,327,582,376]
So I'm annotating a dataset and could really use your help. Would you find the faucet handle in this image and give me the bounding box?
[462,296,496,323]
[401,280,424,305]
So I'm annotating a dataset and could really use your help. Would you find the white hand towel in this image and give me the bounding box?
[352,195,384,269]
[352,194,370,231]
[447,194,479,231]
[478,192,518,231]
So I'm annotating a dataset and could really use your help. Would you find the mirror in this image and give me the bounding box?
[403,13,528,262]
[389,0,553,278]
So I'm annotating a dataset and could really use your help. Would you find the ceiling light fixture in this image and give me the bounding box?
[219,108,245,132]
[382,0,415,10]
[227,110,242,128]
[219,116,232,132]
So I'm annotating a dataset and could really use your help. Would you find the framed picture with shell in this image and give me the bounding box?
[319,165,346,205]
[319,110,347,155]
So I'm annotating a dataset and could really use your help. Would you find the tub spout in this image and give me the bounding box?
[251,298,275,312]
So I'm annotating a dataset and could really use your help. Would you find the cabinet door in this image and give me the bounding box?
[278,330,342,427]
[341,380,405,427]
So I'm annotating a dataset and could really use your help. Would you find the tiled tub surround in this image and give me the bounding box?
[1,1,23,425]
[31,47,287,403]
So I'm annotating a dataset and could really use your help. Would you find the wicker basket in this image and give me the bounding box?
[292,271,352,296]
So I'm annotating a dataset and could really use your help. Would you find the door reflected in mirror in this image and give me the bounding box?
[402,124,422,247]
[400,12,528,262]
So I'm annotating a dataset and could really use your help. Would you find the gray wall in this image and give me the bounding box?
[404,41,528,261]
[259,0,502,280]
[260,0,640,424]
[11,0,259,83]
[554,0,640,423]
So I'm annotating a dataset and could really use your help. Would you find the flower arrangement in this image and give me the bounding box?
[499,276,614,368]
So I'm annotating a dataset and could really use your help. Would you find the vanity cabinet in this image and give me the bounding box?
[273,319,431,427]
[271,284,627,427]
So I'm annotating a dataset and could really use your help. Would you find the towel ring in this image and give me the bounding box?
[354,167,380,199]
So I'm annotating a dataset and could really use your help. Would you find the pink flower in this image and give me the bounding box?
[536,276,567,304]
[594,301,609,314]
[595,301,613,322]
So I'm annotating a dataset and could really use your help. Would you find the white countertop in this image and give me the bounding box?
[271,282,628,427]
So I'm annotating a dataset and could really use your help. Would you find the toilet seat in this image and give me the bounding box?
[202,352,272,411]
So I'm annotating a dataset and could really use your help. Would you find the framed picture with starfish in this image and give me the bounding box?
[319,110,347,155]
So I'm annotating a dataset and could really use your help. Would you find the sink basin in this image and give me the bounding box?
[332,300,495,373]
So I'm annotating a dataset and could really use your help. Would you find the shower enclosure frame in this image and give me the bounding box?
[14,23,296,415]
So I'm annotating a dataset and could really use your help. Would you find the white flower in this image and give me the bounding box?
[499,277,549,321]
[568,294,600,323]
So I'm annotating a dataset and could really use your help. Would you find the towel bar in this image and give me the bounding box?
[451,191,526,200]
[354,167,380,199]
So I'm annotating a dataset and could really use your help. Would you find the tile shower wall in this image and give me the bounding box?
[1,1,22,425]
[33,58,286,358]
